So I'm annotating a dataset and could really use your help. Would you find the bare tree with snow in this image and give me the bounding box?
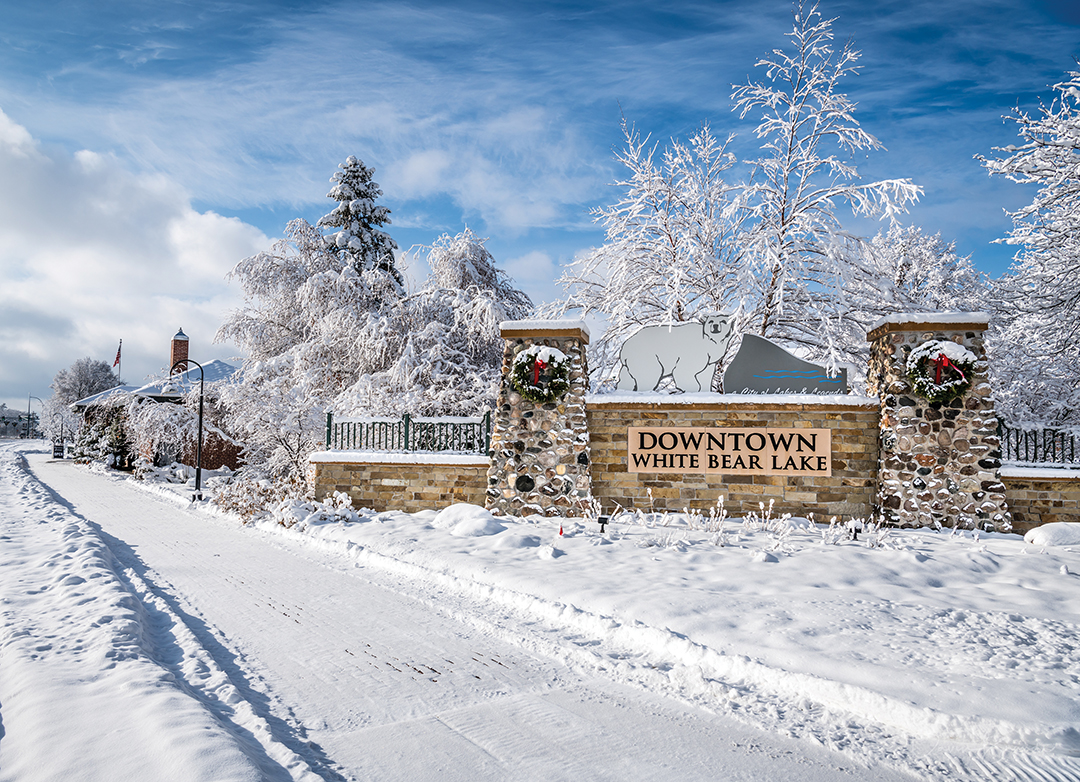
[51,357,121,405]
[732,1,921,368]
[549,121,750,386]
[980,70,1080,426]
[216,211,402,483]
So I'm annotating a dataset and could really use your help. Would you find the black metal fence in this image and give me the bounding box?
[998,419,1078,466]
[325,412,492,455]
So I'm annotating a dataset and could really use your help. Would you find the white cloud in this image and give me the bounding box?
[0,109,269,409]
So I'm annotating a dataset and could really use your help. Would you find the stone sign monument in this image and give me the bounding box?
[867,314,1011,531]
[485,321,592,517]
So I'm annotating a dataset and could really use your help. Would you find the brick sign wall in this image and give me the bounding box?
[586,397,879,520]
[628,427,832,475]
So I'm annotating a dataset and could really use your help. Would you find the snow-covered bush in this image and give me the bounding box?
[269,492,363,530]
[215,472,310,522]
[70,399,132,468]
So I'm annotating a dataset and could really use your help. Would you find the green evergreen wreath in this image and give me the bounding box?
[510,345,571,404]
[906,339,978,403]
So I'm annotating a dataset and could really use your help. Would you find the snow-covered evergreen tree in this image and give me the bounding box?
[548,122,749,386]
[339,229,533,416]
[317,155,403,289]
[731,2,920,368]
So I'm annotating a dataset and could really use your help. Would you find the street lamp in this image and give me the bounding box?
[171,359,204,501]
[25,395,42,439]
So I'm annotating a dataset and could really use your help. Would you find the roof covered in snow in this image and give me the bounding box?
[132,359,238,399]
[70,385,140,410]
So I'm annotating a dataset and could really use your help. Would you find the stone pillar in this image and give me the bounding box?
[867,314,1011,532]
[485,320,592,517]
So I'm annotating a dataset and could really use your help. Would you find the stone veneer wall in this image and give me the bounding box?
[586,397,879,520]
[1000,468,1080,535]
[485,322,592,517]
[309,453,488,513]
[867,315,1011,531]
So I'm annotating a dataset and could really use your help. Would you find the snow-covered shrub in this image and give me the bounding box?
[214,472,310,521]
[269,492,362,530]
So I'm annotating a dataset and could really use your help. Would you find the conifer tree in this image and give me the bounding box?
[316,155,403,289]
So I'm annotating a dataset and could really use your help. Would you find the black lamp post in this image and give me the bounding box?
[171,359,204,501]
[25,395,42,439]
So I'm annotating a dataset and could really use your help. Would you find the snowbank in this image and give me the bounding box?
[1025,522,1080,546]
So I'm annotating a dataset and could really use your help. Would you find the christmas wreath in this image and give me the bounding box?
[906,339,978,403]
[510,345,571,404]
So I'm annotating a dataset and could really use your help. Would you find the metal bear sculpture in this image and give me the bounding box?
[616,315,735,393]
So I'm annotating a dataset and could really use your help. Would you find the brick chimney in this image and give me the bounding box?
[170,328,189,373]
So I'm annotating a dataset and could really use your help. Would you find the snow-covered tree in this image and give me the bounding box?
[978,70,1080,426]
[548,122,749,386]
[216,217,391,482]
[731,2,921,367]
[317,155,403,289]
[981,70,1080,349]
[553,5,920,386]
[340,229,533,416]
[40,396,80,443]
[978,69,1080,427]
[864,225,986,313]
[987,314,1080,428]
[51,357,121,405]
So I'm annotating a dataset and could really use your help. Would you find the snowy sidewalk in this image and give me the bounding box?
[3,442,918,781]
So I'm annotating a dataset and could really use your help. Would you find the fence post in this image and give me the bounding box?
[326,411,333,449]
[403,413,411,451]
[483,410,492,455]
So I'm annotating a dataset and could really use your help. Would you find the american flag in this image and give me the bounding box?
[113,340,122,368]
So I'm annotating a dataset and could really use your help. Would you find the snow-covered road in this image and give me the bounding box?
[2,443,913,781]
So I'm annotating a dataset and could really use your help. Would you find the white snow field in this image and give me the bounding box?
[2,442,1079,781]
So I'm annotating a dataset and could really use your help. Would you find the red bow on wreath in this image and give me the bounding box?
[533,357,548,385]
[933,353,966,385]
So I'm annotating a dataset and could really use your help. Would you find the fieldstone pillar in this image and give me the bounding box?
[867,314,1011,531]
[486,320,592,517]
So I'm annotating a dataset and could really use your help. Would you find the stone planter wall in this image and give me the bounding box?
[485,322,592,517]
[309,452,488,513]
[867,315,1012,531]
[586,396,879,520]
[1001,467,1080,535]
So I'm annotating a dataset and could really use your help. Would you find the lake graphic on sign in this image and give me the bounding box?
[723,334,847,394]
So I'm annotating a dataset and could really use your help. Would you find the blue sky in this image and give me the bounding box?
[1,0,1078,411]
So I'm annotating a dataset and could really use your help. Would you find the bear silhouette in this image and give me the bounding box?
[617,315,735,392]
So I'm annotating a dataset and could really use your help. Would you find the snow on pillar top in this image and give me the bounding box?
[499,319,590,344]
[867,312,990,341]
[170,327,189,373]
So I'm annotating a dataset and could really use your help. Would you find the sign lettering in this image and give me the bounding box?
[627,427,831,475]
